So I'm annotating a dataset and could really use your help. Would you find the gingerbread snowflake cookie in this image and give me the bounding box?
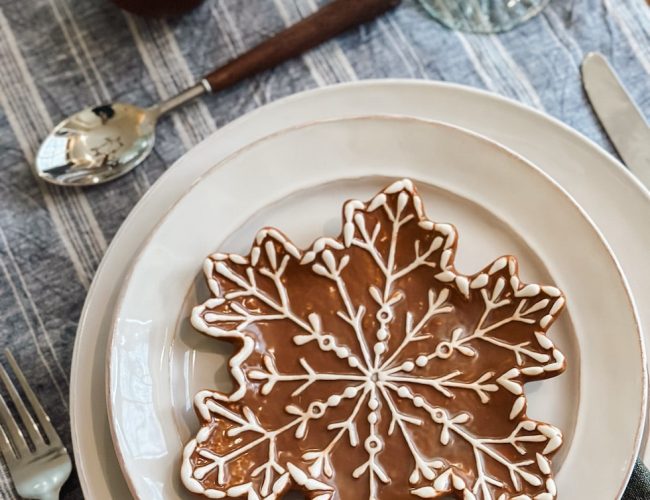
[181,179,566,500]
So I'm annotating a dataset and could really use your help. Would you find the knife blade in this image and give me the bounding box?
[581,52,650,188]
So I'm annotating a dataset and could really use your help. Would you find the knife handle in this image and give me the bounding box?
[203,0,400,92]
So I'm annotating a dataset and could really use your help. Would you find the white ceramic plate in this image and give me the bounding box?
[108,117,642,499]
[70,80,650,500]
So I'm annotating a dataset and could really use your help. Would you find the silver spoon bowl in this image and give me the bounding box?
[34,85,205,186]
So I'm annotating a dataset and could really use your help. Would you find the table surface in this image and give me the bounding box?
[0,0,648,498]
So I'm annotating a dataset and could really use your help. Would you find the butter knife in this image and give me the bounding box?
[581,52,650,188]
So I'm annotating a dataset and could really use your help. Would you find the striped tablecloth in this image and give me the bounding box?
[0,0,648,498]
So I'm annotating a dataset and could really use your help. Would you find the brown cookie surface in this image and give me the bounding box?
[181,179,566,500]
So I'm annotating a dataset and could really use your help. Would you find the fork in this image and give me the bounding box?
[0,350,71,499]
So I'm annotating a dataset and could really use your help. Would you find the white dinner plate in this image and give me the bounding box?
[108,117,643,499]
[70,80,650,499]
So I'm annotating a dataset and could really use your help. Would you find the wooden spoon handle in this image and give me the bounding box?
[203,0,401,92]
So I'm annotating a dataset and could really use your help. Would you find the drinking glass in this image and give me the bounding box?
[419,0,551,33]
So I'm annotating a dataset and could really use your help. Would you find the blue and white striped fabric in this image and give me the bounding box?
[0,0,648,497]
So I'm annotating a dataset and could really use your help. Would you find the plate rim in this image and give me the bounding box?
[69,79,650,500]
[106,115,646,500]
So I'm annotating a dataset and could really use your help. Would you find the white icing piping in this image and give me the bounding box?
[182,179,566,499]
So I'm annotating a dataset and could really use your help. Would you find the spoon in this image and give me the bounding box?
[35,0,400,187]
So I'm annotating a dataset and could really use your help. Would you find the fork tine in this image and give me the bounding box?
[0,418,16,465]
[0,389,28,458]
[0,362,44,448]
[4,350,60,446]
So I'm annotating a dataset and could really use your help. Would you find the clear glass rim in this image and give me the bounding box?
[418,0,552,34]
